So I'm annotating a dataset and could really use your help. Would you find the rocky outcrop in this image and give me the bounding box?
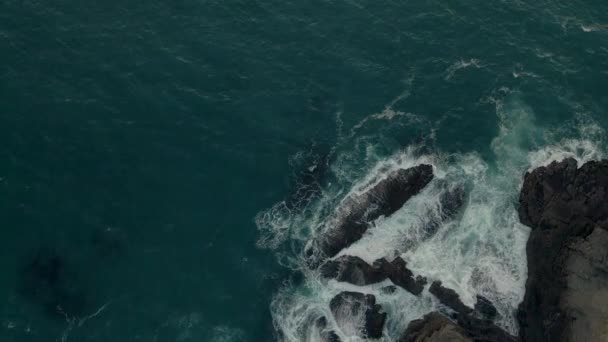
[561,227,608,341]
[518,158,608,341]
[401,311,518,342]
[474,295,498,320]
[320,255,427,295]
[402,312,472,342]
[428,282,498,320]
[429,281,473,315]
[329,291,386,339]
[454,313,519,342]
[307,165,434,265]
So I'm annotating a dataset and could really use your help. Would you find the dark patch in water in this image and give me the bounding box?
[17,248,88,318]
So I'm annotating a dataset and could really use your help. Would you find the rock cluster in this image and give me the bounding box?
[320,255,427,295]
[313,158,608,341]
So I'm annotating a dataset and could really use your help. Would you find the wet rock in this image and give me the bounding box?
[518,158,608,341]
[401,312,518,342]
[307,164,434,264]
[455,313,519,342]
[380,285,397,295]
[18,248,87,318]
[429,281,473,315]
[320,255,426,295]
[329,291,386,339]
[474,295,497,320]
[401,312,472,342]
[320,255,384,285]
[375,257,427,295]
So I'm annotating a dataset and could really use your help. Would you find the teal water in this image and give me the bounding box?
[1,1,608,341]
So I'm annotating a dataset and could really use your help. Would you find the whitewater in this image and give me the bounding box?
[255,92,605,342]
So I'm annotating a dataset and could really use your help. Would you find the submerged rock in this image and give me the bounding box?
[307,164,434,265]
[320,255,426,295]
[18,248,87,318]
[518,158,608,341]
[474,295,497,321]
[315,317,341,342]
[329,291,386,339]
[420,182,466,237]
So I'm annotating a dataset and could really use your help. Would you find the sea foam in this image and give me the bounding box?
[257,97,606,341]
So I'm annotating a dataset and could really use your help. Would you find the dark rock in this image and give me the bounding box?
[18,248,87,318]
[381,285,398,295]
[474,295,497,320]
[401,312,471,342]
[320,255,384,286]
[561,227,608,341]
[307,165,434,265]
[401,312,518,342]
[455,313,519,342]
[329,291,386,339]
[429,281,473,315]
[375,257,427,296]
[320,255,426,295]
[518,158,608,341]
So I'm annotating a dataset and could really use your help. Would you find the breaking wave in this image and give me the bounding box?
[256,94,606,341]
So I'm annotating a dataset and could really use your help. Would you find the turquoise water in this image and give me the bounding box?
[1,0,608,341]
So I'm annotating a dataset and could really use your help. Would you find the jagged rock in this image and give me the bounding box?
[474,295,497,320]
[518,158,608,341]
[455,314,519,342]
[429,281,473,315]
[402,312,472,342]
[320,255,427,295]
[401,312,518,342]
[329,291,386,339]
[307,165,434,265]
[320,255,384,286]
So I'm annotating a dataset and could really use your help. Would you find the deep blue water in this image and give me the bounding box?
[1,1,608,341]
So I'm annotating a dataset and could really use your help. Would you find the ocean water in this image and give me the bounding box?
[1,0,608,341]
